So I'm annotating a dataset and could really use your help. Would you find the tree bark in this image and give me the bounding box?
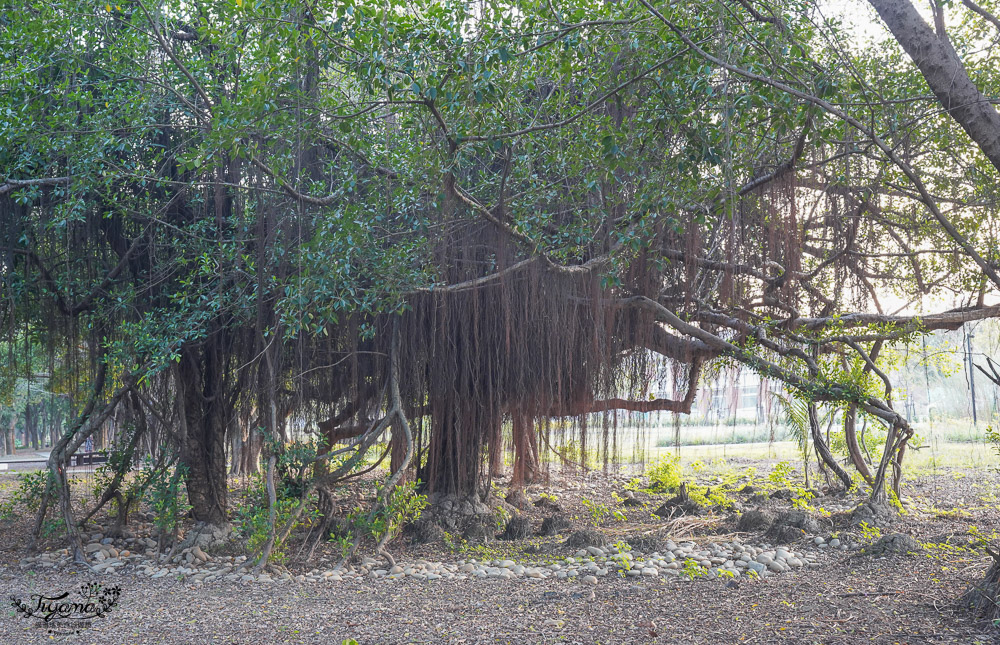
[420,396,488,499]
[176,341,231,528]
[809,404,853,489]
[843,405,875,485]
[509,411,540,503]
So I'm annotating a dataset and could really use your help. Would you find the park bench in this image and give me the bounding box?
[69,452,109,467]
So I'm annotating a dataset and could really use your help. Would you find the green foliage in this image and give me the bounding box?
[968,525,1000,551]
[493,501,512,533]
[0,471,53,520]
[772,393,812,463]
[858,521,881,543]
[767,462,796,488]
[6,0,1000,522]
[887,489,904,514]
[790,489,816,511]
[370,480,428,544]
[276,439,324,498]
[40,516,66,539]
[580,498,626,525]
[761,461,817,510]
[646,455,683,492]
[552,440,601,470]
[681,558,708,580]
[685,484,734,510]
[537,492,558,504]
[235,471,310,566]
[332,480,428,555]
[986,426,1000,470]
[148,465,192,540]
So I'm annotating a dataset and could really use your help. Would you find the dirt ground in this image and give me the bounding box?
[1,457,999,644]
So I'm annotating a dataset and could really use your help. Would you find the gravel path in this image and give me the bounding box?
[1,548,990,644]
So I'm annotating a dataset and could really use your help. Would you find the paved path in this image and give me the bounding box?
[0,451,50,472]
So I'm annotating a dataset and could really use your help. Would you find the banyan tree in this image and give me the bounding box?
[3,0,1000,567]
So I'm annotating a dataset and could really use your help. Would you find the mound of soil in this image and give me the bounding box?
[539,514,571,536]
[850,500,897,526]
[624,534,662,552]
[404,520,445,545]
[767,511,821,543]
[498,515,533,540]
[533,497,562,512]
[737,509,774,532]
[563,529,608,548]
[653,491,702,518]
[863,532,922,556]
[461,517,496,543]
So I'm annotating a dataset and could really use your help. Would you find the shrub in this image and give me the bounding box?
[235,471,305,565]
[0,470,52,519]
[148,464,192,542]
[646,455,683,491]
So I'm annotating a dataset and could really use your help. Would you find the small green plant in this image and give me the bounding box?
[332,534,353,560]
[40,516,65,538]
[686,483,735,509]
[968,525,1000,551]
[790,487,815,511]
[767,461,795,488]
[362,479,428,545]
[858,521,881,543]
[537,492,558,504]
[623,478,643,492]
[887,489,905,513]
[581,498,624,524]
[235,471,304,565]
[848,472,866,494]
[681,558,707,580]
[148,464,192,545]
[646,455,683,491]
[493,503,512,533]
[986,426,1000,470]
[0,471,53,520]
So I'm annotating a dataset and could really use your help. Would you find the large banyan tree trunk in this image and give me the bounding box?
[176,338,232,528]
[420,395,492,500]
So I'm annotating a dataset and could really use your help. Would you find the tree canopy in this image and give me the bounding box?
[3,0,1000,561]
